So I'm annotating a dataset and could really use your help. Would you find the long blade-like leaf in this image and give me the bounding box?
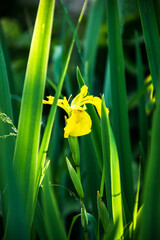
[141,93,160,239]
[0,44,27,239]
[138,0,160,94]
[101,96,112,219]
[36,0,88,196]
[0,23,19,125]
[77,67,103,169]
[13,0,55,229]
[41,169,67,240]
[84,0,105,91]
[110,124,123,239]
[106,0,134,217]
[101,97,123,238]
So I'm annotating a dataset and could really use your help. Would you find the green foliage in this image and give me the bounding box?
[41,169,67,240]
[138,0,160,95]
[13,0,56,233]
[106,0,134,218]
[66,157,84,199]
[140,89,160,239]
[0,0,160,239]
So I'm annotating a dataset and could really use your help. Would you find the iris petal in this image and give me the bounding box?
[64,110,92,138]
[80,96,109,117]
[71,85,88,107]
[43,96,71,115]
[43,96,54,104]
[57,97,71,115]
[43,85,109,138]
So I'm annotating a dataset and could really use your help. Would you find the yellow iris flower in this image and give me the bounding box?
[43,85,109,138]
[145,75,155,103]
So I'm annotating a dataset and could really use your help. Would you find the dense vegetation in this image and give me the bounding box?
[0,0,160,239]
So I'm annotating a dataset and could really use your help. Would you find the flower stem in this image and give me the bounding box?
[100,166,105,197]
[76,164,81,181]
[84,229,89,240]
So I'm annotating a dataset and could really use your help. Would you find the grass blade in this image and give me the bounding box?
[133,165,141,231]
[103,56,111,108]
[77,67,103,169]
[97,191,110,236]
[67,214,81,240]
[87,213,98,239]
[138,0,160,94]
[135,32,148,171]
[58,0,83,65]
[109,124,123,239]
[0,23,19,125]
[101,96,112,219]
[66,157,84,199]
[33,200,48,240]
[106,0,134,217]
[36,0,88,198]
[140,92,160,239]
[129,165,141,239]
[41,169,67,240]
[128,80,151,110]
[81,134,101,217]
[101,97,123,238]
[13,0,55,229]
[0,43,27,239]
[84,0,105,91]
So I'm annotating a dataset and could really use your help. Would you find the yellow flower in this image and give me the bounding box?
[145,75,155,103]
[43,85,109,138]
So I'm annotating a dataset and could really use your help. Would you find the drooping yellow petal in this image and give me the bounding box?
[80,96,109,117]
[64,110,92,138]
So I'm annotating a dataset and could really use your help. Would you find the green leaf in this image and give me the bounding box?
[101,96,112,218]
[58,0,83,64]
[66,157,84,199]
[101,96,123,239]
[81,134,101,218]
[138,0,160,95]
[41,169,67,240]
[0,42,27,240]
[13,0,55,229]
[106,0,134,218]
[77,66,85,88]
[81,204,88,229]
[0,23,19,125]
[87,104,103,169]
[84,0,105,91]
[133,165,141,231]
[103,56,111,108]
[67,214,81,240]
[87,213,98,239]
[129,165,141,239]
[141,92,160,239]
[68,136,80,166]
[76,67,103,169]
[35,0,88,201]
[109,124,123,239]
[128,80,151,110]
[135,32,148,153]
[33,201,48,240]
[133,205,143,239]
[97,191,110,235]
